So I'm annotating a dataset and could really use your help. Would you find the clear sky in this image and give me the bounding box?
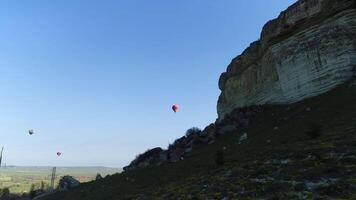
[0,0,296,167]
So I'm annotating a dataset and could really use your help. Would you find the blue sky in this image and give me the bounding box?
[0,0,296,167]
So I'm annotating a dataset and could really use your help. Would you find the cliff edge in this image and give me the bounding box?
[218,0,356,120]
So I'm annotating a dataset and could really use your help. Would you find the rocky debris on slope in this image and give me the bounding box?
[217,0,356,120]
[216,105,263,133]
[152,135,356,199]
[123,147,167,171]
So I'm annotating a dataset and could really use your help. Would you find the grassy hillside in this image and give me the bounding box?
[0,166,120,194]
[43,81,356,199]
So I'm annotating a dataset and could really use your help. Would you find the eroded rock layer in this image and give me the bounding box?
[217,0,356,120]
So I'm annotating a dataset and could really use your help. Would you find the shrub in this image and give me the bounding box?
[215,150,225,166]
[29,184,36,198]
[185,127,202,137]
[40,181,46,191]
[95,173,103,180]
[0,188,10,198]
[305,123,322,139]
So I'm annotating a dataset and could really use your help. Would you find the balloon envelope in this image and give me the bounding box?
[172,104,179,113]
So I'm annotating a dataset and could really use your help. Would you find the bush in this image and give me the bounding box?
[305,123,322,139]
[0,188,10,198]
[185,127,202,137]
[29,184,36,199]
[215,150,225,166]
[95,173,103,180]
[40,181,46,191]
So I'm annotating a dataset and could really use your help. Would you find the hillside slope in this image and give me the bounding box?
[42,80,356,199]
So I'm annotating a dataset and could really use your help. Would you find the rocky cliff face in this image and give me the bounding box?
[218,0,356,120]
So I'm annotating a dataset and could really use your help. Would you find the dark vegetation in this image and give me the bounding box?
[305,122,322,139]
[29,184,35,199]
[0,188,10,199]
[42,81,356,199]
[185,127,202,137]
[95,174,102,181]
[214,150,225,166]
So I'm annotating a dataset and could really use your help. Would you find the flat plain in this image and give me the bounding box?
[0,166,120,194]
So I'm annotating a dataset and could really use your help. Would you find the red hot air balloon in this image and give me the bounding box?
[172,104,179,113]
[28,129,34,135]
[57,152,62,157]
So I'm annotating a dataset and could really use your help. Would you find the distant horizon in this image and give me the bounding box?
[0,0,296,167]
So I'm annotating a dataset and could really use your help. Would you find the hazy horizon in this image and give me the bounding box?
[0,0,296,168]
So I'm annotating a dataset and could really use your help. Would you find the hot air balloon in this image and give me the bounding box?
[57,152,62,157]
[172,104,179,113]
[28,129,34,135]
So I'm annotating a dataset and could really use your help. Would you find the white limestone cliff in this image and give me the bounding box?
[217,0,356,120]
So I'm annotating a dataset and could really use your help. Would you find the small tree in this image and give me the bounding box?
[29,184,36,199]
[40,181,45,191]
[215,150,225,166]
[0,188,10,198]
[185,127,202,137]
[95,173,102,180]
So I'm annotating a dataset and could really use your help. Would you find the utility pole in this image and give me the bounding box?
[0,147,4,167]
[50,167,57,190]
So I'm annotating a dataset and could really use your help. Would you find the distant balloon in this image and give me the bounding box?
[172,104,179,113]
[28,129,34,135]
[57,152,62,157]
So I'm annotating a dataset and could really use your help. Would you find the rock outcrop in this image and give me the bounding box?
[217,0,356,120]
[123,147,168,171]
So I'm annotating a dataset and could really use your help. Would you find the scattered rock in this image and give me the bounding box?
[280,159,290,165]
[238,133,247,144]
